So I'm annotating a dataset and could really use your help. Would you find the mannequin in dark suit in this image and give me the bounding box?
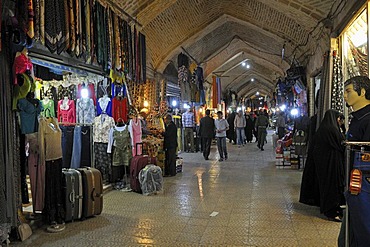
[199,109,215,160]
[164,114,178,176]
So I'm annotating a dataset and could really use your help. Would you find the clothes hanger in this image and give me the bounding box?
[116,118,125,127]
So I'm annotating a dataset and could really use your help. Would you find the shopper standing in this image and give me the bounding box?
[199,109,215,160]
[182,108,195,152]
[313,109,345,222]
[255,109,269,151]
[164,114,178,177]
[226,111,236,144]
[234,110,246,147]
[215,111,229,162]
[244,114,254,143]
[338,76,370,247]
[276,112,286,139]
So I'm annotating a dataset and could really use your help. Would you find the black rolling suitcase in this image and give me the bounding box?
[62,169,83,222]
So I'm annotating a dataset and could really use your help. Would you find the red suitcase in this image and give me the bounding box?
[130,143,156,193]
[77,167,103,218]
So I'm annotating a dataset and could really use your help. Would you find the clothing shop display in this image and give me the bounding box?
[60,126,74,168]
[38,117,64,225]
[57,98,76,124]
[76,98,95,124]
[107,125,133,167]
[112,96,128,123]
[26,133,45,213]
[80,126,92,167]
[13,51,33,85]
[129,117,142,156]
[40,97,55,118]
[97,95,112,116]
[70,126,81,169]
[18,97,42,134]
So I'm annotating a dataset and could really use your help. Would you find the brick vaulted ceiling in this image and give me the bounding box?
[112,0,340,98]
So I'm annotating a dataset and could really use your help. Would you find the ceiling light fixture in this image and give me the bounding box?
[246,64,250,69]
[241,62,246,66]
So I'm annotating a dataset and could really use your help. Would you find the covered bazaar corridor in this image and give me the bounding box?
[15,132,340,247]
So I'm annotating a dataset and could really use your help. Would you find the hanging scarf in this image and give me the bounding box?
[27,0,35,39]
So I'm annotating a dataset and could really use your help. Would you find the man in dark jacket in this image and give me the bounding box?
[164,114,178,176]
[199,109,215,160]
[255,109,269,151]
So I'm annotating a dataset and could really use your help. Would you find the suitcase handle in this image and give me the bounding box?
[91,188,102,201]
[69,192,75,203]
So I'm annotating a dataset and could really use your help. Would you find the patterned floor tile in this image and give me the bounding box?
[12,132,342,246]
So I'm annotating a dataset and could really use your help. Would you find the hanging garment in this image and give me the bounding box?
[13,53,33,85]
[93,114,115,143]
[84,0,91,63]
[57,99,76,124]
[43,158,64,225]
[80,126,91,167]
[107,126,132,166]
[97,96,112,116]
[94,142,112,182]
[129,118,142,156]
[18,98,42,134]
[25,133,45,212]
[38,117,63,163]
[70,126,81,169]
[76,98,95,124]
[60,125,74,168]
[40,98,55,118]
[57,85,76,101]
[44,0,66,53]
[112,96,128,123]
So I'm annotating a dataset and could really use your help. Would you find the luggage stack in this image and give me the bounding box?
[62,167,103,222]
[130,155,157,193]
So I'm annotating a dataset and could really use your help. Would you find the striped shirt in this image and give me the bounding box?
[182,111,195,128]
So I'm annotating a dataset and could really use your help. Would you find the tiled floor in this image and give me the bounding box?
[14,132,341,246]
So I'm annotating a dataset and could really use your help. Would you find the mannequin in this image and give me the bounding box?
[338,76,370,247]
[107,122,133,190]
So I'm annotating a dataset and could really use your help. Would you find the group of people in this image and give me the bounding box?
[226,109,270,150]
[299,76,370,246]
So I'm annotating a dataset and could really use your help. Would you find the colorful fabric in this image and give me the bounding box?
[57,99,76,124]
[112,96,128,123]
[97,96,112,116]
[129,118,142,156]
[18,98,42,134]
[13,53,33,85]
[76,98,95,124]
[93,114,115,143]
[40,98,55,117]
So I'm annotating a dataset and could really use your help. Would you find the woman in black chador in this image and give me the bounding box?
[313,109,345,221]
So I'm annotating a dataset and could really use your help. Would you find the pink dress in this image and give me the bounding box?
[130,118,142,156]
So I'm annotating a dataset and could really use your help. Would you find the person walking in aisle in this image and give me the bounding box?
[182,108,195,152]
[199,109,215,160]
[164,114,178,176]
[215,111,229,162]
[338,76,370,247]
[244,114,254,143]
[234,110,246,147]
[255,109,269,151]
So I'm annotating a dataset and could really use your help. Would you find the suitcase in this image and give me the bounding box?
[77,167,103,218]
[62,169,83,222]
[130,143,157,193]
